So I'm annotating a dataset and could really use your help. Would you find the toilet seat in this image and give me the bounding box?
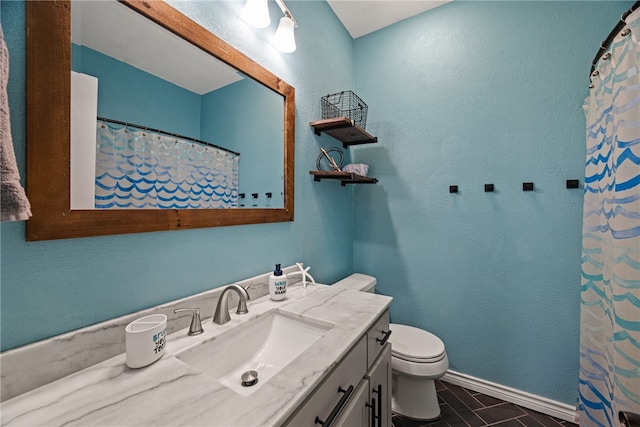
[389,324,446,363]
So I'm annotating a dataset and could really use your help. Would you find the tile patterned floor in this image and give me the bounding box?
[392,380,577,427]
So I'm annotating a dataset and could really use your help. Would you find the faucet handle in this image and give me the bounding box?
[174,308,204,336]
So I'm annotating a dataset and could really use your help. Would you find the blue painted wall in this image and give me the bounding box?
[72,44,202,138]
[201,78,284,207]
[1,0,630,409]
[1,0,355,351]
[351,1,631,406]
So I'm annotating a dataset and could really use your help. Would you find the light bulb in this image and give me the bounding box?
[272,16,296,53]
[242,0,270,29]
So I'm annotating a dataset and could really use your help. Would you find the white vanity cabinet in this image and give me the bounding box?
[284,310,392,427]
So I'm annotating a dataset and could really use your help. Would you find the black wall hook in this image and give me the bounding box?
[566,180,580,189]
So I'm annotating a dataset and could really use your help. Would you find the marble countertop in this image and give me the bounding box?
[0,284,391,426]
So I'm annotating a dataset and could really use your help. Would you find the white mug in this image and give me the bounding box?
[125,314,167,368]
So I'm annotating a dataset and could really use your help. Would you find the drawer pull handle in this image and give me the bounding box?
[314,385,354,426]
[366,398,377,427]
[376,330,391,346]
[372,384,382,427]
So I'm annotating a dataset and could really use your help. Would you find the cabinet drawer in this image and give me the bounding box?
[366,310,390,369]
[284,337,367,427]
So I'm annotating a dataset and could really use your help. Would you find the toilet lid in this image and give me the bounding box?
[389,324,446,363]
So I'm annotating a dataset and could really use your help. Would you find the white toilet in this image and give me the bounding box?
[332,273,449,421]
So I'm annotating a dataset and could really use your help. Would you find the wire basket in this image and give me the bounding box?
[321,91,368,129]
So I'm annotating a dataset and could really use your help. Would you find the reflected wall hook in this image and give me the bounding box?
[566,180,580,189]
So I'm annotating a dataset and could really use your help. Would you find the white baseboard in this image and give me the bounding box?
[441,370,578,423]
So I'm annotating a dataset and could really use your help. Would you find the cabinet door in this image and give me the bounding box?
[334,379,371,427]
[284,338,367,427]
[366,343,392,427]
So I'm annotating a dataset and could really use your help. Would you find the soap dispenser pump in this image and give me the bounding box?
[269,264,287,301]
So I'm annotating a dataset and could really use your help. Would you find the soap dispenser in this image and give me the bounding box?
[269,264,287,301]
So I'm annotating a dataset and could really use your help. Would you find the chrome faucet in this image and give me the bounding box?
[213,284,250,325]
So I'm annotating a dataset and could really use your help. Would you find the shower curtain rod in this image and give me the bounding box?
[590,1,639,76]
[97,116,240,157]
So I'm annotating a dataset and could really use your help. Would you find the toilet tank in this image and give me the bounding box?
[332,274,377,293]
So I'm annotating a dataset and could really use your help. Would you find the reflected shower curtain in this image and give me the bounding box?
[95,121,239,209]
[579,9,640,427]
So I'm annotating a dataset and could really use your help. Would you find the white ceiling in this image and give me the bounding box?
[326,0,452,39]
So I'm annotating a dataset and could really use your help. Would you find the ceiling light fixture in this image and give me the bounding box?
[272,0,297,53]
[242,0,270,29]
[242,0,298,53]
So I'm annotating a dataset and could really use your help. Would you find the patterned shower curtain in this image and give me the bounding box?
[579,8,640,427]
[95,121,239,209]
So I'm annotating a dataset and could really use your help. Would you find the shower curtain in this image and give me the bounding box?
[95,121,239,209]
[579,8,640,427]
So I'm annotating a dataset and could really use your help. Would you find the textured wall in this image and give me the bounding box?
[72,44,202,137]
[351,1,632,406]
[0,0,355,351]
[201,78,283,206]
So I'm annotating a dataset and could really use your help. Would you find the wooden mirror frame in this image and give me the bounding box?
[25,0,295,241]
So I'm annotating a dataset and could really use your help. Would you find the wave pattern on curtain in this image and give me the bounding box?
[95,121,239,209]
[579,9,640,427]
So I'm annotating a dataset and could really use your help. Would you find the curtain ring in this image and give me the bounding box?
[602,52,611,61]
[591,69,600,77]
[621,28,631,37]
[589,83,595,89]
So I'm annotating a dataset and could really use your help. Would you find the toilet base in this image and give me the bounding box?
[391,372,441,421]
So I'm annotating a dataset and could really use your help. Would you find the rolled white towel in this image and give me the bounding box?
[342,163,369,176]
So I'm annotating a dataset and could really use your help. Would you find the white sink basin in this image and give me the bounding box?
[176,310,332,395]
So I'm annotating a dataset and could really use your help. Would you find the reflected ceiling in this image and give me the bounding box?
[71,1,241,94]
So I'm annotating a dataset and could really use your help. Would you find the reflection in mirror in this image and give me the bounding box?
[26,0,295,240]
[70,1,284,209]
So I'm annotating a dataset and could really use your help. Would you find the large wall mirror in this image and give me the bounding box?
[26,0,295,241]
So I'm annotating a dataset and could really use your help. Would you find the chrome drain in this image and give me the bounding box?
[241,370,258,387]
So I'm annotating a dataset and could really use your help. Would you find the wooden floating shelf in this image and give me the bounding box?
[310,171,378,186]
[309,117,378,147]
